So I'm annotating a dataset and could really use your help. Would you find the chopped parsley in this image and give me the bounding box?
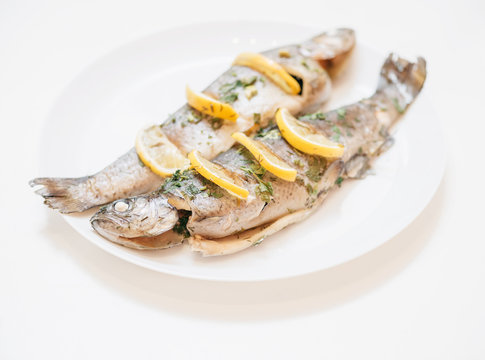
[253,113,261,125]
[392,98,405,114]
[161,169,191,193]
[208,117,223,130]
[218,76,258,104]
[331,125,342,142]
[299,112,326,121]
[173,211,191,238]
[241,163,273,203]
[335,176,344,187]
[255,128,281,140]
[337,108,347,119]
[305,157,327,182]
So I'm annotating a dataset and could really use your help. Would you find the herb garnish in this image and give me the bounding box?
[299,112,326,121]
[208,117,223,130]
[241,163,273,203]
[335,176,344,187]
[218,76,258,104]
[337,108,347,119]
[253,113,261,125]
[331,125,342,142]
[255,128,281,140]
[392,98,405,114]
[173,211,191,238]
[161,169,191,193]
[305,157,327,182]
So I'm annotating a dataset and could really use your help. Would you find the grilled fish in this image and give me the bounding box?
[30,28,356,213]
[91,53,426,254]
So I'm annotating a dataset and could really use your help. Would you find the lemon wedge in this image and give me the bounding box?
[233,52,301,95]
[188,150,249,199]
[135,125,190,177]
[185,85,238,122]
[232,132,297,181]
[275,108,345,158]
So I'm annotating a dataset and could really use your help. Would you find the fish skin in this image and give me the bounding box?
[30,28,356,214]
[91,53,426,249]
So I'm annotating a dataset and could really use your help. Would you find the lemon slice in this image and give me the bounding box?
[232,132,297,181]
[188,150,249,199]
[275,108,345,158]
[233,52,301,95]
[135,125,190,177]
[185,85,238,122]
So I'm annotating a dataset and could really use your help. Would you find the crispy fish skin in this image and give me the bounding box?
[30,28,356,214]
[91,53,426,251]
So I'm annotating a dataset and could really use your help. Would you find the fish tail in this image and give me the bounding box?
[378,53,427,110]
[29,177,92,213]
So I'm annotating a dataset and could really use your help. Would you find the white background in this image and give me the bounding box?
[1,0,484,359]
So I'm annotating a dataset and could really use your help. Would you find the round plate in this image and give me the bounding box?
[39,21,445,281]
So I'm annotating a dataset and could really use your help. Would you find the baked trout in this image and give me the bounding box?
[90,53,426,255]
[30,28,356,213]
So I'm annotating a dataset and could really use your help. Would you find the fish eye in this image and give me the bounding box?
[114,200,129,212]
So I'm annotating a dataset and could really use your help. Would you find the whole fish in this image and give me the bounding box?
[90,53,426,255]
[30,28,356,213]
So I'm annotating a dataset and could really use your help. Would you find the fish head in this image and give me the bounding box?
[90,195,179,239]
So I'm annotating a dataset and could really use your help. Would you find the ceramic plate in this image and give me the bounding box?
[38,21,445,281]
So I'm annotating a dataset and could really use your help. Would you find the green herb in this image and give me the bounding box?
[331,125,342,142]
[392,98,405,114]
[255,128,281,140]
[252,236,265,246]
[253,113,261,125]
[354,117,361,123]
[335,176,344,187]
[187,111,202,124]
[301,59,310,70]
[306,183,318,196]
[241,163,273,203]
[358,147,363,154]
[219,92,238,103]
[209,117,223,130]
[171,118,176,123]
[208,191,224,198]
[305,157,327,182]
[287,208,296,214]
[173,211,190,238]
[337,108,347,119]
[299,112,326,121]
[218,77,258,104]
[184,184,201,199]
[161,170,191,193]
[293,159,303,168]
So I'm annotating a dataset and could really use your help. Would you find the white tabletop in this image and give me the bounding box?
[1,0,484,359]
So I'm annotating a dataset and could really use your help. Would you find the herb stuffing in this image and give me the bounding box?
[173,211,191,238]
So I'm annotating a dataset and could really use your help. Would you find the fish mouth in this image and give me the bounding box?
[90,213,140,239]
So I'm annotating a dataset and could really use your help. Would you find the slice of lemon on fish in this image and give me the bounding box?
[185,85,238,122]
[135,125,190,177]
[275,108,345,158]
[232,132,297,181]
[233,52,301,95]
[188,150,249,199]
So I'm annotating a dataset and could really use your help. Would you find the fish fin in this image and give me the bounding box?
[29,177,92,213]
[378,53,427,109]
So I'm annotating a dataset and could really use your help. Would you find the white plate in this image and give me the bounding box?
[38,21,445,281]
